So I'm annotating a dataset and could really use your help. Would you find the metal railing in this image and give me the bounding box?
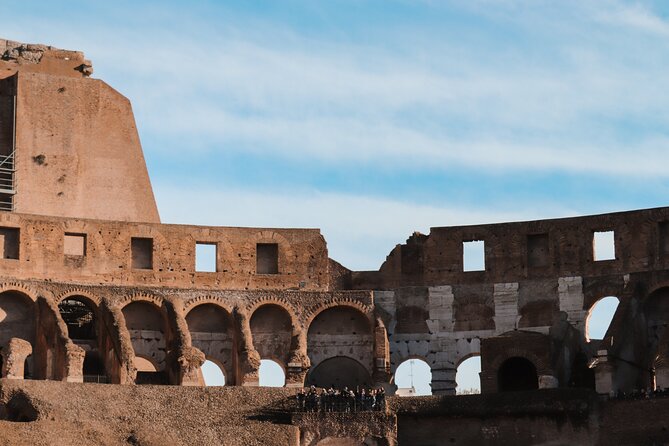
[83,374,111,384]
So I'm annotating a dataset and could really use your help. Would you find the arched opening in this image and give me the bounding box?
[58,297,96,340]
[201,359,226,386]
[186,304,236,385]
[0,291,35,348]
[123,301,167,384]
[394,358,431,396]
[134,355,166,385]
[59,296,107,382]
[307,306,373,388]
[497,357,538,392]
[456,355,481,395]
[250,304,292,366]
[259,359,285,387]
[307,356,372,389]
[586,296,619,341]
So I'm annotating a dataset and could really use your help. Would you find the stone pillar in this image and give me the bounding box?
[494,282,519,334]
[558,276,586,334]
[177,345,205,386]
[594,351,615,395]
[431,367,456,395]
[64,343,86,383]
[2,338,33,380]
[373,318,391,387]
[234,308,261,386]
[286,329,309,388]
[428,286,454,332]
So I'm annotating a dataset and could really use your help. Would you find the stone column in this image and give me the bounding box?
[593,351,615,395]
[373,319,391,387]
[234,308,261,386]
[286,328,309,388]
[64,343,86,383]
[2,338,33,380]
[431,367,456,395]
[494,282,519,334]
[558,276,586,334]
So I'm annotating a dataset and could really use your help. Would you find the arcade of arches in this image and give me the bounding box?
[0,287,647,396]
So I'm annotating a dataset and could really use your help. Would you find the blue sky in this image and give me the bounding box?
[5,0,669,270]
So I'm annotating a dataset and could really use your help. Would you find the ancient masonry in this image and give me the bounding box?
[1,39,669,445]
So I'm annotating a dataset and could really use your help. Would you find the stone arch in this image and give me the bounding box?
[185,302,237,385]
[55,289,102,307]
[455,353,482,394]
[200,357,227,386]
[58,294,107,380]
[250,303,294,367]
[122,300,167,381]
[117,292,164,309]
[0,283,37,302]
[58,296,98,341]
[0,290,37,347]
[305,300,374,328]
[392,357,432,396]
[183,296,234,316]
[585,296,620,342]
[307,305,374,382]
[259,358,286,387]
[247,297,300,327]
[306,356,372,389]
[488,339,551,378]
[497,356,538,392]
[134,355,159,371]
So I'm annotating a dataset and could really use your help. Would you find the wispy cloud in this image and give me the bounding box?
[596,2,669,36]
[6,0,669,178]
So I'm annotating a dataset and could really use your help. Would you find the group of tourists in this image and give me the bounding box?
[612,387,669,400]
[297,385,386,412]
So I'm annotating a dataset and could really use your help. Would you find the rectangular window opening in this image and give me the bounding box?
[593,230,616,261]
[527,233,549,268]
[256,243,278,274]
[463,240,485,272]
[64,233,86,257]
[195,242,217,272]
[0,226,19,259]
[131,237,153,270]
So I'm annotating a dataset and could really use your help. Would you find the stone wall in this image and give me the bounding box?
[0,212,331,291]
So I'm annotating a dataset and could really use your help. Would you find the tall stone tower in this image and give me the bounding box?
[0,39,160,223]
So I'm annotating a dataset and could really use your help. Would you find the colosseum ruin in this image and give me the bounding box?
[0,39,668,445]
